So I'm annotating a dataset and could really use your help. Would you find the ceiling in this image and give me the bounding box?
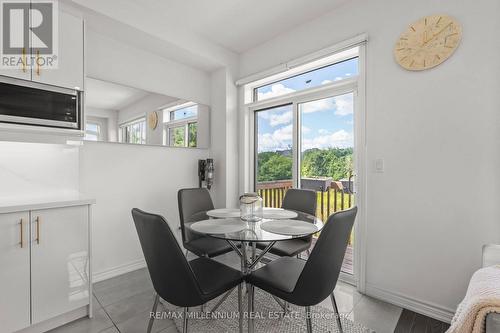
[120,0,350,53]
[85,78,150,110]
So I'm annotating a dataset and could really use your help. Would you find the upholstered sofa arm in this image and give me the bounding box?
[483,245,500,333]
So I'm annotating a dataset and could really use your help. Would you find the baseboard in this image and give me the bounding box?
[365,283,455,323]
[93,258,146,283]
[15,306,88,333]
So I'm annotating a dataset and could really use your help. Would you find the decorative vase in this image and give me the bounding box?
[239,193,263,222]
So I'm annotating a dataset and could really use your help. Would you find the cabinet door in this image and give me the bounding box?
[31,206,89,324]
[32,9,84,90]
[0,212,31,333]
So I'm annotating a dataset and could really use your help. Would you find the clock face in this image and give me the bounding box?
[148,111,158,130]
[394,15,462,71]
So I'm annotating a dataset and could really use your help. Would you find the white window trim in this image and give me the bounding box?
[164,118,198,147]
[239,41,367,293]
[119,117,146,144]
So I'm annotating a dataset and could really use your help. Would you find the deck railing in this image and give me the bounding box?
[256,179,354,222]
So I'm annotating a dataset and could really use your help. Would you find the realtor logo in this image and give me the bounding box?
[0,0,58,69]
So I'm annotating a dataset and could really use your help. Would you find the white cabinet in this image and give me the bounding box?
[0,60,31,81]
[31,206,89,324]
[32,9,84,90]
[0,5,84,90]
[0,198,93,333]
[0,212,31,333]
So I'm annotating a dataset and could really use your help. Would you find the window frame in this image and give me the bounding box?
[119,117,147,144]
[162,102,199,148]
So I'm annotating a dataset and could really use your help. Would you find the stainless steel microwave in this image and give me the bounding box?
[0,76,82,130]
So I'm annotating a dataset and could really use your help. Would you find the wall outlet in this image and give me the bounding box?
[375,158,384,173]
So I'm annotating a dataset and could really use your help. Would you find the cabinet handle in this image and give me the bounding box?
[36,50,40,76]
[19,219,25,248]
[35,216,40,244]
[21,48,26,72]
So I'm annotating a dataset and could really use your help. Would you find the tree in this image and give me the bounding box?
[257,147,353,182]
[258,154,292,181]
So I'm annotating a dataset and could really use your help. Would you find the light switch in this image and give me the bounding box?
[375,158,384,173]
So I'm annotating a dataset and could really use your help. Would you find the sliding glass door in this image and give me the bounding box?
[253,89,357,275]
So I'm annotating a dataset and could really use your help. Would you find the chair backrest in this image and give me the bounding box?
[131,208,203,307]
[178,188,215,243]
[292,206,357,306]
[282,188,317,217]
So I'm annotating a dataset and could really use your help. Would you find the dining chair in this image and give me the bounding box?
[257,188,317,257]
[178,188,232,257]
[247,206,358,333]
[132,208,244,333]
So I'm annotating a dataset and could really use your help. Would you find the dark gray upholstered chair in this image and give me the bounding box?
[247,206,358,333]
[178,188,232,257]
[132,208,243,333]
[258,188,317,257]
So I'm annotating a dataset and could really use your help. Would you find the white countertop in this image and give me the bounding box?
[0,193,95,213]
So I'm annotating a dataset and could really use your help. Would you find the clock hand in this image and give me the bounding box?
[421,22,453,46]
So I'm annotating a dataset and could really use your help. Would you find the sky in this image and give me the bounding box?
[256,58,358,153]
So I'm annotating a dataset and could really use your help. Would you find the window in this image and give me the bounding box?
[84,122,101,141]
[255,57,359,101]
[163,103,198,148]
[120,118,146,144]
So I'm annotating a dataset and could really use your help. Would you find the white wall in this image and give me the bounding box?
[86,29,211,106]
[79,142,208,278]
[210,68,239,208]
[238,0,500,320]
[81,29,214,279]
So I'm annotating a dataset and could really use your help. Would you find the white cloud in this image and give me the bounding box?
[333,94,354,116]
[258,124,293,152]
[302,129,353,150]
[299,94,353,116]
[257,83,295,100]
[301,98,336,114]
[321,80,332,85]
[269,111,292,127]
[318,129,329,135]
[334,77,343,81]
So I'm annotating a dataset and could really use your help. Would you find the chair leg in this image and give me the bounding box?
[330,293,343,333]
[185,249,189,257]
[147,293,160,333]
[248,284,255,333]
[183,307,189,333]
[306,249,311,257]
[305,306,313,333]
[238,283,243,333]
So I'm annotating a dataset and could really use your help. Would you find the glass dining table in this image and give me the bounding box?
[188,208,324,275]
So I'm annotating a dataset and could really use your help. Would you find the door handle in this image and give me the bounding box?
[21,48,26,72]
[35,216,41,244]
[19,218,25,248]
[348,173,356,194]
[36,50,40,76]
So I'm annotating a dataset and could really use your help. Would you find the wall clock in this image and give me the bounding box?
[148,111,158,130]
[394,15,462,71]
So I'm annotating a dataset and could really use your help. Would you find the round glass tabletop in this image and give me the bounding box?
[188,211,323,242]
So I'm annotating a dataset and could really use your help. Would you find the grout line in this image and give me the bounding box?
[93,291,121,333]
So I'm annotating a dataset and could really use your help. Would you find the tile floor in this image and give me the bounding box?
[49,251,405,333]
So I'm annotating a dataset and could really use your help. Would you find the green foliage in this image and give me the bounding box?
[188,123,197,147]
[257,154,292,181]
[301,148,353,180]
[257,148,353,182]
